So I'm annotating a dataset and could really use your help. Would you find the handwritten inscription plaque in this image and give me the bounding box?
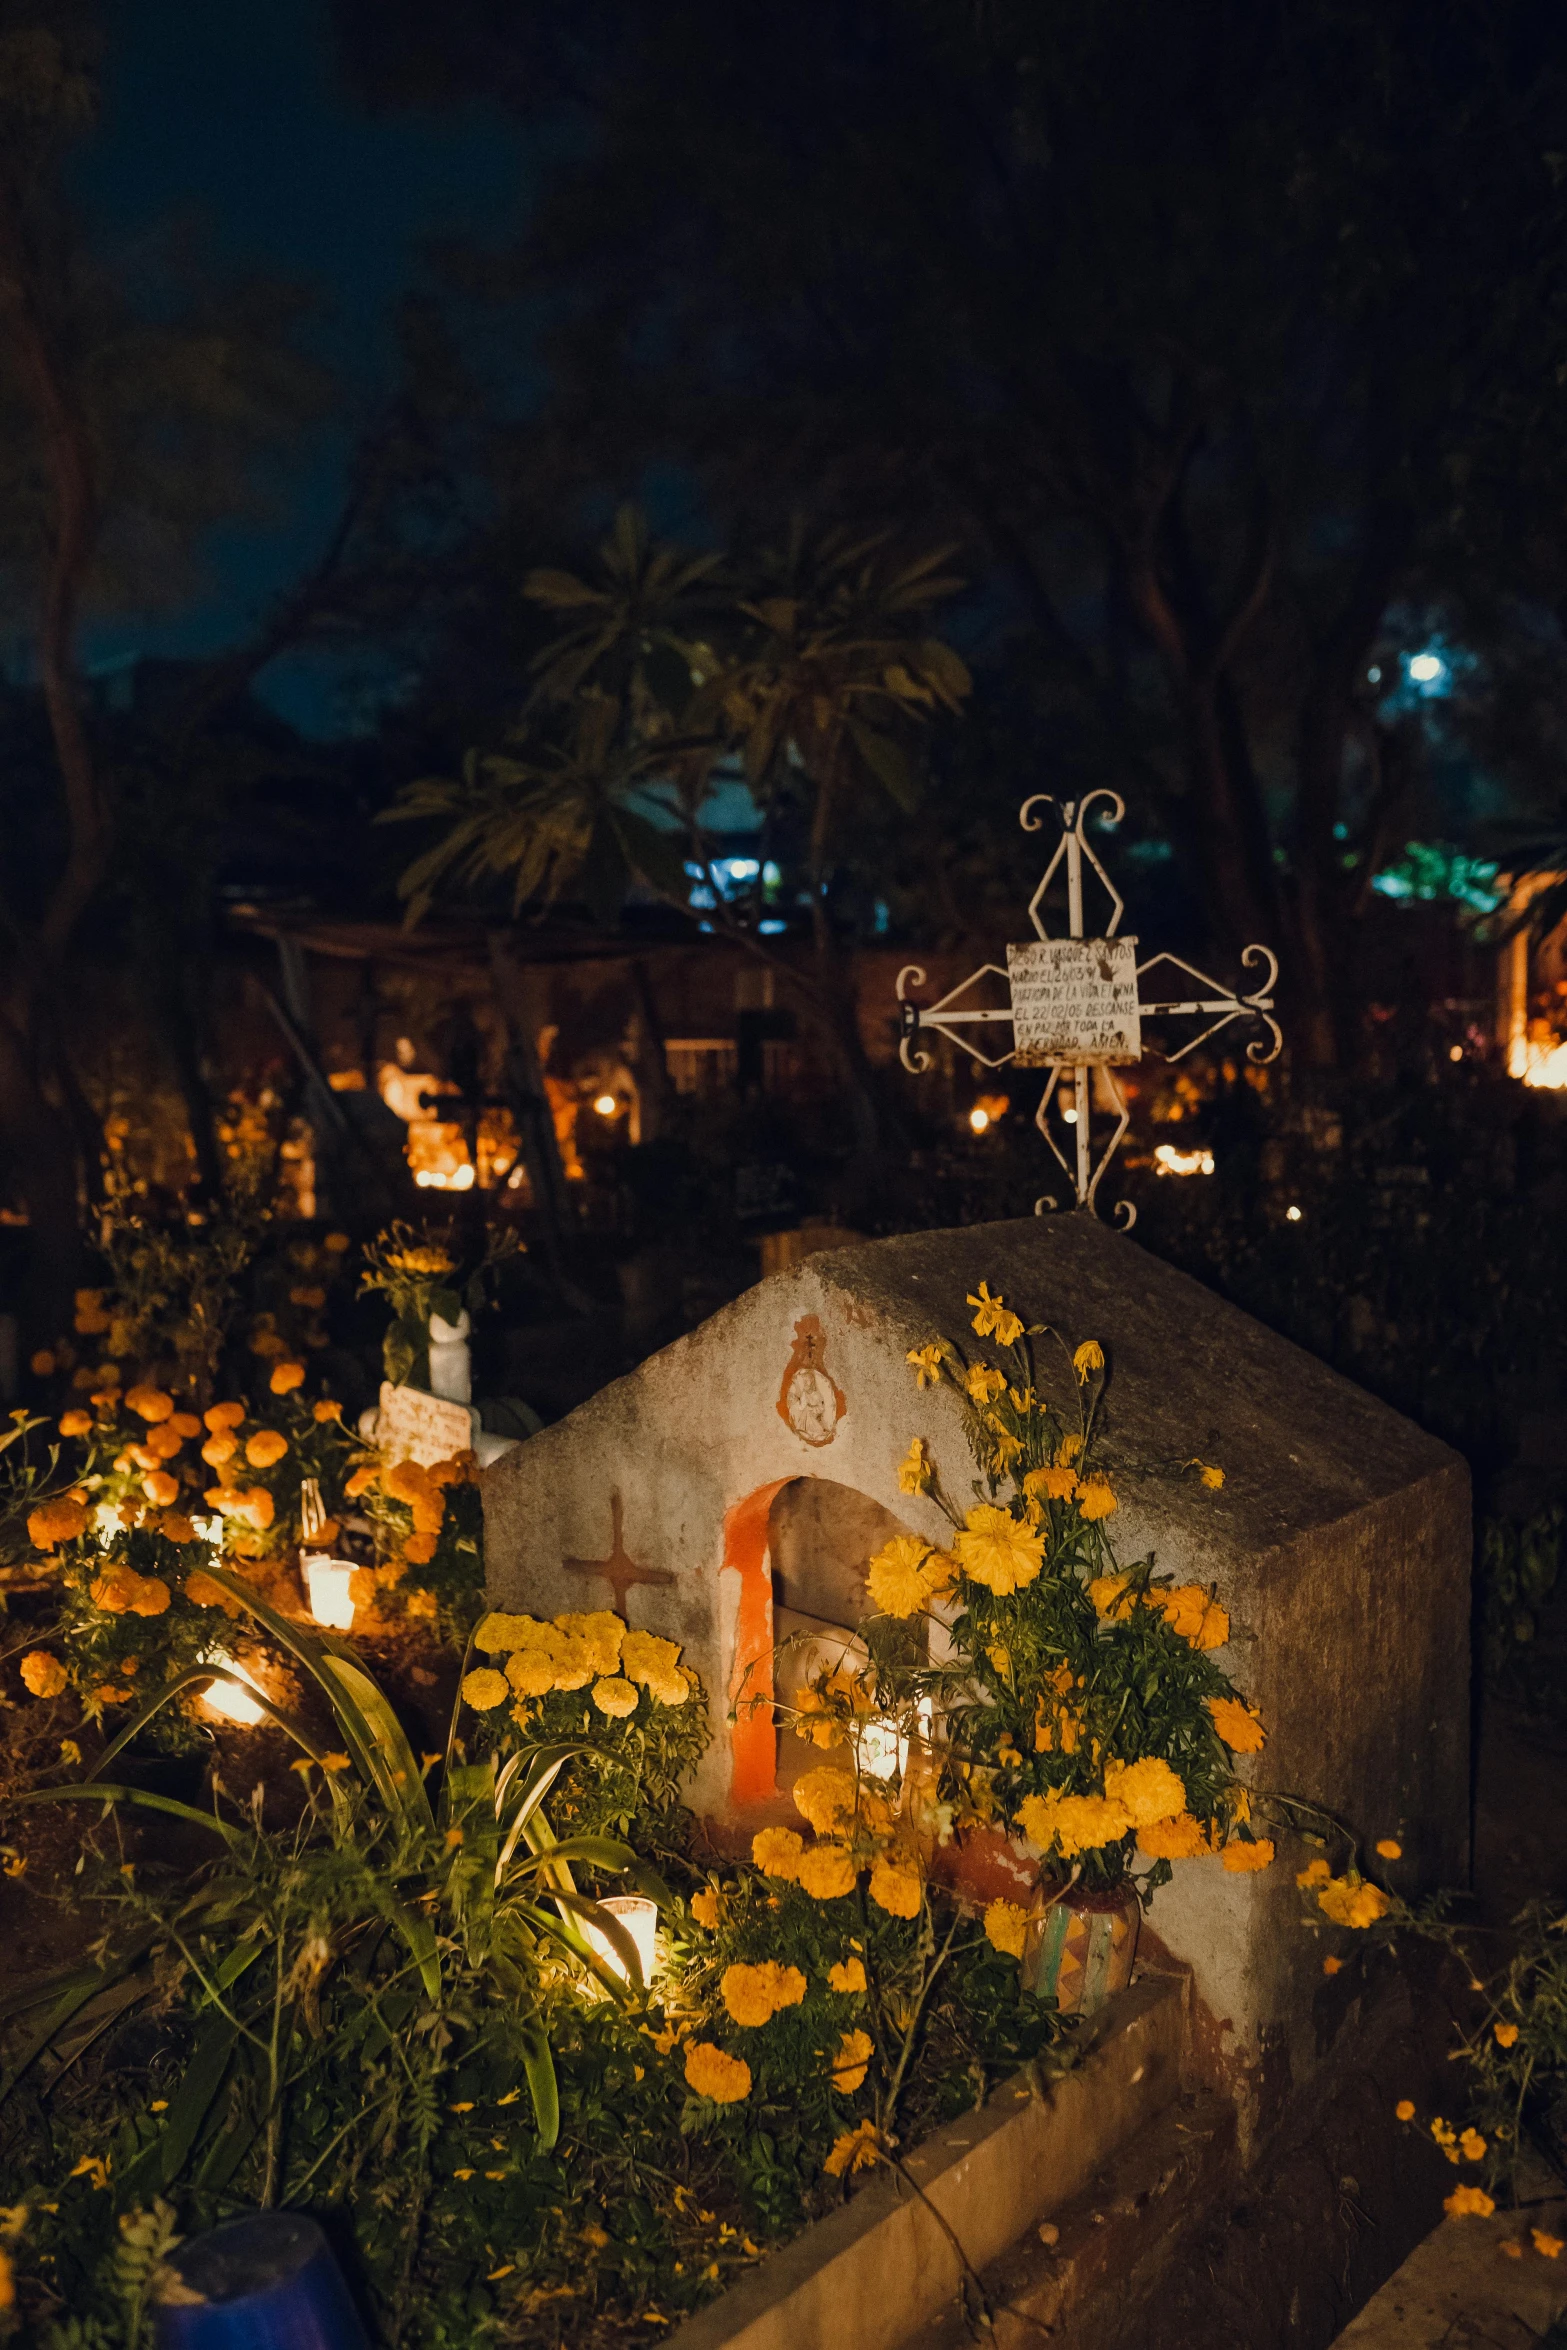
[376,1381,478,1467]
[1006,937,1142,1065]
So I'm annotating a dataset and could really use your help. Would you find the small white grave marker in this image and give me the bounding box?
[376,1381,478,1467]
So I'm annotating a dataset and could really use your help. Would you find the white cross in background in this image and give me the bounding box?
[895,792,1282,1227]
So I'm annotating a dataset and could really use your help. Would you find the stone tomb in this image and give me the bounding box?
[481,1214,1469,2122]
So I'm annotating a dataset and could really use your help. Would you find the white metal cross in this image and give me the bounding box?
[895,792,1282,1226]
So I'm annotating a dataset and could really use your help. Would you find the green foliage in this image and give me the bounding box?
[1478,1506,1563,1699]
[358,1221,517,1391]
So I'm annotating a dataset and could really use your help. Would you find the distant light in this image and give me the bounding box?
[758,919,787,935]
[202,1663,267,1726]
[1522,1042,1567,1091]
[1449,1045,1463,1063]
[1062,1107,1078,1125]
[968,1106,990,1134]
[1408,651,1443,684]
[593,1093,618,1118]
[1285,1205,1303,1223]
[303,1556,357,1631]
[1367,665,1381,683]
[415,1163,474,1190]
[582,1894,659,1985]
[1153,1143,1215,1178]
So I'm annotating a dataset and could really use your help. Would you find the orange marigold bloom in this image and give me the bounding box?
[204,1402,246,1432]
[157,1513,197,1544]
[202,1435,238,1467]
[125,1386,174,1424]
[684,2042,751,2103]
[983,1899,1028,1958]
[1221,1837,1274,1874]
[868,1854,923,1918]
[313,1398,343,1423]
[245,1429,288,1468]
[28,1498,88,1550]
[146,1424,185,1460]
[1076,1477,1117,1522]
[184,1571,238,1613]
[170,1412,202,1439]
[831,2028,874,2093]
[824,2120,881,2177]
[269,1361,305,1395]
[345,1463,379,1497]
[1494,2021,1519,2048]
[1207,1696,1265,1754]
[1138,1812,1212,1860]
[141,1471,180,1508]
[798,1843,859,1900]
[20,1651,67,1698]
[751,1826,805,1880]
[58,1409,93,1438]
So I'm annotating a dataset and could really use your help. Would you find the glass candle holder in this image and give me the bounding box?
[582,1894,659,1986]
[302,1555,357,1631]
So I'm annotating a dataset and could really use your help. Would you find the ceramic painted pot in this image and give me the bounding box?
[1021,1876,1140,2016]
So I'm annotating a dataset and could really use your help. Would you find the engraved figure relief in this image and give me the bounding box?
[775,1314,847,1448]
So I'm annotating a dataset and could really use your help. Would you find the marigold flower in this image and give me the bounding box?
[690,1888,722,1930]
[506,1648,557,1698]
[183,1571,236,1612]
[74,1291,111,1334]
[1494,2021,1519,2048]
[1159,1585,1219,1645]
[954,1503,1046,1595]
[1103,1756,1187,1829]
[1531,2229,1563,2258]
[145,1425,183,1462]
[1443,2184,1494,2220]
[28,1497,88,1550]
[1017,1787,1132,1858]
[867,1533,946,1619]
[1296,1857,1331,1888]
[591,1676,640,1718]
[621,1628,682,1687]
[832,2028,874,2093]
[1317,1875,1389,1929]
[1395,2099,1416,2121]
[966,1363,1007,1407]
[245,1429,288,1468]
[1025,1463,1079,1504]
[141,1472,180,1508]
[868,1854,923,1918]
[1138,1812,1213,1861]
[752,1826,805,1880]
[20,1651,67,1698]
[824,2120,881,2177]
[1322,1955,1343,1975]
[269,1361,305,1395]
[555,1610,624,1676]
[647,1668,691,1707]
[1087,1571,1134,1618]
[205,1402,246,1433]
[313,1398,343,1423]
[395,1533,434,1571]
[475,1611,545,1654]
[58,1409,92,1438]
[684,2042,751,2103]
[32,1347,57,1376]
[967,1282,1009,1337]
[1459,2128,1486,2162]
[793,1765,857,1835]
[799,1842,859,1900]
[461,1668,510,1711]
[1076,1476,1117,1521]
[324,1230,351,1253]
[897,1437,934,1496]
[1207,1695,1265,1753]
[984,1899,1028,1959]
[1221,1837,1274,1874]
[344,1464,379,1498]
[828,1956,867,1994]
[906,1343,944,1389]
[722,1961,806,2027]
[1375,1838,1402,1861]
[125,1386,174,1424]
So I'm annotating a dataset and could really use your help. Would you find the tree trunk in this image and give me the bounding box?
[0,1007,82,1340]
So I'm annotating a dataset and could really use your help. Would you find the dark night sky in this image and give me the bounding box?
[72,0,525,735]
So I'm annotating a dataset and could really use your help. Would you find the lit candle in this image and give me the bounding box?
[582,1895,659,1986]
[302,1555,357,1631]
[202,1663,267,1726]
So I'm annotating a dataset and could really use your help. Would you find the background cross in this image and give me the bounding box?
[564,1490,677,1614]
[895,791,1281,1226]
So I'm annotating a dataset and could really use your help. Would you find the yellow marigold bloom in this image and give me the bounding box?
[1103,1756,1186,1829]
[1459,2128,1486,2162]
[621,1628,682,1687]
[125,1386,174,1424]
[1072,1340,1104,1383]
[1207,1696,1265,1753]
[722,1961,806,2027]
[1087,1571,1135,1618]
[906,1343,943,1389]
[270,1361,306,1395]
[824,2120,881,2178]
[556,1610,624,1677]
[1375,1837,1402,1860]
[28,1497,88,1550]
[1317,1875,1389,1929]
[752,1826,805,1880]
[954,1503,1045,1595]
[684,2042,751,2104]
[967,1282,1007,1337]
[798,1843,859,1900]
[1443,2184,1494,2220]
[386,1245,454,1276]
[1076,1477,1117,1521]
[1494,2021,1519,2048]
[648,1667,691,1708]
[591,1676,639,1718]
[897,1436,934,1495]
[983,1899,1028,1959]
[1296,1857,1331,1888]
[868,1854,923,1918]
[245,1429,288,1468]
[1221,1837,1274,1874]
[1057,1431,1084,1465]
[506,1648,558,1698]
[793,1766,857,1835]
[474,1611,544,1654]
[20,1651,67,1699]
[1531,2228,1563,2258]
[550,1634,596,1692]
[1025,1463,1079,1504]
[58,1408,92,1438]
[1139,1811,1212,1860]
[461,1668,510,1711]
[828,1956,867,1994]
[690,1888,722,1930]
[966,1363,1007,1407]
[1199,1463,1224,1490]
[832,2028,874,2093]
[1395,2098,1416,2121]
[866,1533,949,1619]
[1017,1787,1132,1858]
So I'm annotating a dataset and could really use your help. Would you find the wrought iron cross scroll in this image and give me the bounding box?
[895,793,1282,1228]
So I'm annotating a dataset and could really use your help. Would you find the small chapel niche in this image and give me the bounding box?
[767,1478,921,1792]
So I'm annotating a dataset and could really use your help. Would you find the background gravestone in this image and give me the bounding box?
[482,1216,1469,2132]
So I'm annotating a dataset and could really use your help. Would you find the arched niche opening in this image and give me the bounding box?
[766,1477,923,1795]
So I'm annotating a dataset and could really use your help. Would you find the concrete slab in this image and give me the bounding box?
[1328,2183,1567,2346]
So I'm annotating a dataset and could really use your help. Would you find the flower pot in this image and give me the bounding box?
[930,1823,1040,1907]
[1022,1876,1140,2016]
[152,2212,368,2349]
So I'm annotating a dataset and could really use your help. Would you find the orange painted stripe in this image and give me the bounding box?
[722,1478,791,1808]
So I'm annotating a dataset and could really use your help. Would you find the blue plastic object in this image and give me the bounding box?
[152,2213,369,2350]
